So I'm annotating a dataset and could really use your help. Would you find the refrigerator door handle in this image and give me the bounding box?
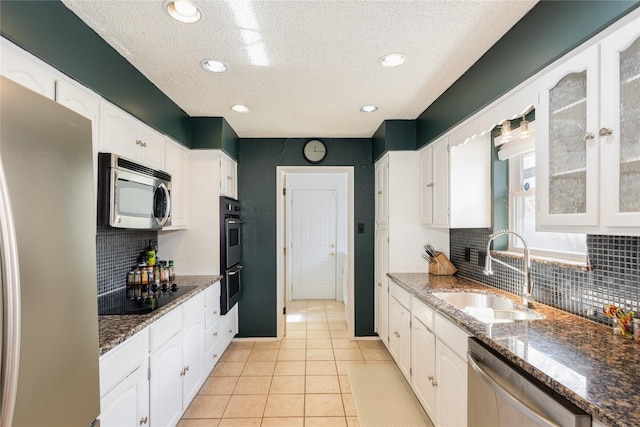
[0,159,22,427]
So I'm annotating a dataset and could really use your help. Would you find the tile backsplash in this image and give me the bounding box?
[450,229,640,327]
[96,226,157,296]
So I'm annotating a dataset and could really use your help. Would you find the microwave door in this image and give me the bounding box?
[153,183,171,227]
[112,169,158,229]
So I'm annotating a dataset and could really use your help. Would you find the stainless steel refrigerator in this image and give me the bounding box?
[0,76,100,426]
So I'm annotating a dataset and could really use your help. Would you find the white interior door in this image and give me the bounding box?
[290,189,337,299]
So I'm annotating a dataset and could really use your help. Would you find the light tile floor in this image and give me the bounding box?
[178,300,393,427]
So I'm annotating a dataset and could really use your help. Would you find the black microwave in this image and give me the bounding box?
[97,153,172,229]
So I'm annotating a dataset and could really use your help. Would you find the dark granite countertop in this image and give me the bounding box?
[98,275,221,356]
[388,273,639,427]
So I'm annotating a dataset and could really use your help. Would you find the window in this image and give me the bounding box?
[509,150,587,261]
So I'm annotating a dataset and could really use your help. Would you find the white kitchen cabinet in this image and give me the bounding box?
[537,17,640,235]
[221,303,239,350]
[0,38,56,99]
[374,228,389,347]
[181,293,206,408]
[159,150,232,275]
[99,100,165,170]
[433,313,469,427]
[388,282,411,381]
[148,292,206,427]
[205,282,223,375]
[164,138,190,229]
[100,364,150,427]
[150,331,183,427]
[99,329,150,427]
[411,298,436,421]
[420,137,449,227]
[220,151,238,199]
[449,134,491,228]
[375,155,389,225]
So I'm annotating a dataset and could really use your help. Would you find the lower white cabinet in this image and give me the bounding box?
[99,329,150,427]
[434,338,467,427]
[388,283,411,381]
[150,331,184,427]
[99,281,230,427]
[380,288,469,427]
[149,292,205,427]
[411,309,436,421]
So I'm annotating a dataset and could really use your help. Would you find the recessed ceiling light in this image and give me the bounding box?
[360,105,378,113]
[200,59,228,73]
[379,53,406,68]
[231,104,250,113]
[164,0,201,23]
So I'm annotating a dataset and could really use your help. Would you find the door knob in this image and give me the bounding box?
[330,252,335,256]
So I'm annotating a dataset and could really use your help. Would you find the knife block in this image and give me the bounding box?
[429,253,457,276]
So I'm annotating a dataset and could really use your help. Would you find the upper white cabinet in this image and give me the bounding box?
[449,134,491,228]
[375,155,389,225]
[0,38,56,99]
[220,151,238,199]
[600,19,640,230]
[164,138,190,230]
[374,227,389,347]
[537,17,640,235]
[99,100,165,170]
[420,137,449,227]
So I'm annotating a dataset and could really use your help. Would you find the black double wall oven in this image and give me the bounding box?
[220,196,242,314]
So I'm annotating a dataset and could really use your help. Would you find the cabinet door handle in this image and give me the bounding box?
[213,331,218,337]
[213,353,218,358]
[426,183,435,188]
[599,127,613,137]
[135,139,147,148]
[428,375,434,381]
[432,380,438,387]
[139,416,148,425]
[583,132,595,141]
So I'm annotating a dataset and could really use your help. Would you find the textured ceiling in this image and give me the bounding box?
[61,0,538,138]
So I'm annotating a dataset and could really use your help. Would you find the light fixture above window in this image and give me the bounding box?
[200,59,228,73]
[360,105,378,113]
[231,104,250,113]
[520,115,530,138]
[379,53,407,68]
[500,120,512,143]
[164,0,201,23]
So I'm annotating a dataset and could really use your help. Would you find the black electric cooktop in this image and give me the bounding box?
[98,284,196,315]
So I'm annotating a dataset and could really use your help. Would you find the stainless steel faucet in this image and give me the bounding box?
[483,229,534,308]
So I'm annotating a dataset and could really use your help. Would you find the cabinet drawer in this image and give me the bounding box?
[390,281,411,309]
[412,296,434,330]
[206,321,221,353]
[149,306,182,353]
[183,291,205,328]
[99,328,149,398]
[205,282,221,328]
[435,313,469,360]
[205,281,221,307]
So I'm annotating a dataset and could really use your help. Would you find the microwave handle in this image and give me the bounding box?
[156,183,171,227]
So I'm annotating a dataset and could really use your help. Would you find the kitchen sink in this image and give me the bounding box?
[432,291,544,323]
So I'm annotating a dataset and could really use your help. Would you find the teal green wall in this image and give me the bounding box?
[237,138,375,337]
[371,120,416,161]
[0,0,191,145]
[417,1,640,148]
[191,117,239,160]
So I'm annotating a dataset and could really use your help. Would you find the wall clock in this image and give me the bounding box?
[303,139,327,164]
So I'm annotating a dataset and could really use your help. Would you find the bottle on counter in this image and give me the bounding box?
[169,260,174,280]
[154,265,160,285]
[133,268,141,285]
[147,240,156,266]
[141,267,148,285]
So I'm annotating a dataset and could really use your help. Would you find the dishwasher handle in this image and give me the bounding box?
[467,351,560,427]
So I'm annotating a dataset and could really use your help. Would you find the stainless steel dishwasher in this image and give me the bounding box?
[467,338,590,427]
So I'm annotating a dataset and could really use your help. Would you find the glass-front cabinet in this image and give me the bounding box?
[537,16,640,235]
[600,19,640,228]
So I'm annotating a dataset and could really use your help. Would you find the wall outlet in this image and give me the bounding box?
[478,251,486,267]
[464,247,471,262]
